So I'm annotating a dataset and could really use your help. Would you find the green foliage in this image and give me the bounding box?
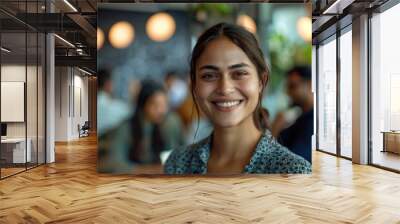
[267,31,311,92]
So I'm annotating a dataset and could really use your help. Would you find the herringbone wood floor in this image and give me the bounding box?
[1,135,400,223]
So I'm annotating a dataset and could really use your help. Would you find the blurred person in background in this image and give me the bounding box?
[164,71,188,110]
[97,69,132,136]
[271,66,313,163]
[129,80,170,164]
[164,23,311,174]
[97,68,134,173]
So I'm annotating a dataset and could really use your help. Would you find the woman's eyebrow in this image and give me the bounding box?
[228,63,250,69]
[199,63,249,71]
[199,65,219,71]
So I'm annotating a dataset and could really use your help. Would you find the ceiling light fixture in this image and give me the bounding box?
[76,49,84,55]
[322,0,354,15]
[1,47,11,53]
[54,34,75,48]
[63,0,78,12]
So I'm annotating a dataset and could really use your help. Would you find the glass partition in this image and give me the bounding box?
[317,36,337,154]
[371,3,400,171]
[339,28,352,158]
[1,30,28,177]
[0,1,46,179]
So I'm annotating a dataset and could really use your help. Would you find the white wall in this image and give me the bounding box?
[1,65,26,134]
[55,67,89,141]
[72,72,89,138]
[55,66,69,141]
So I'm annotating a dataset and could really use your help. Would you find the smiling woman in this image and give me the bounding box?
[164,23,311,174]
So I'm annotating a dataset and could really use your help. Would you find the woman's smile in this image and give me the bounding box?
[210,99,245,112]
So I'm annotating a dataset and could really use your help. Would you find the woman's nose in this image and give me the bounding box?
[216,75,235,95]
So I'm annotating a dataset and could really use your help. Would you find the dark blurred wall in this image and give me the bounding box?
[98,9,191,100]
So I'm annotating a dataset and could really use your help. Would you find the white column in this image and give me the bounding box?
[352,14,369,164]
[46,1,55,163]
[46,33,55,163]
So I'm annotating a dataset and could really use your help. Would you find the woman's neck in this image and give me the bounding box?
[210,118,262,164]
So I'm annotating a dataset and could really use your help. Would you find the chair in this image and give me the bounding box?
[78,121,90,138]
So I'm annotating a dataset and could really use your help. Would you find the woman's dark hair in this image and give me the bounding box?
[259,107,270,130]
[189,22,270,131]
[129,80,166,163]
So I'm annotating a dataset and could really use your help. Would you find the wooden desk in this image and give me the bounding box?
[382,131,400,154]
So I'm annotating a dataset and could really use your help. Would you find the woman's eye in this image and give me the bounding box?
[201,73,218,81]
[233,70,249,79]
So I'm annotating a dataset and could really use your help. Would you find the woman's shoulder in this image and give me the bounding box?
[171,137,209,158]
[255,131,312,174]
[164,137,209,174]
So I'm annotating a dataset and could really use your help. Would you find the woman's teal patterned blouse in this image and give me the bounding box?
[164,130,312,174]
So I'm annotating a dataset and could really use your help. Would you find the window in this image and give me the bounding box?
[317,36,337,154]
[370,3,400,171]
[339,28,352,158]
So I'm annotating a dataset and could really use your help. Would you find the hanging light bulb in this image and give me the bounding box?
[236,14,257,34]
[297,16,312,42]
[146,12,176,42]
[109,21,135,49]
[97,27,105,50]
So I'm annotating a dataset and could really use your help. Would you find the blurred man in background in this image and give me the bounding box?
[272,66,313,163]
[97,69,132,136]
[97,69,134,173]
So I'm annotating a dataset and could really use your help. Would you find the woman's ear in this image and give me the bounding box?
[259,72,268,92]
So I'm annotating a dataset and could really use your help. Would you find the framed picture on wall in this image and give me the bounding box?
[1,81,25,122]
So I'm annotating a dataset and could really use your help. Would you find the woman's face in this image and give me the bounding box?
[144,91,168,124]
[194,36,263,129]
